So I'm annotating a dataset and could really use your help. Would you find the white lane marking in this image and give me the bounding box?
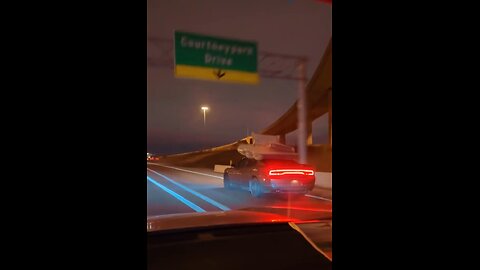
[148,168,231,211]
[148,164,223,179]
[147,176,206,213]
[305,194,332,202]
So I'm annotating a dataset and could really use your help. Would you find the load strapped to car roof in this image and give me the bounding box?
[237,133,298,160]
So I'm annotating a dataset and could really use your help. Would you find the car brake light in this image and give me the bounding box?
[268,169,314,176]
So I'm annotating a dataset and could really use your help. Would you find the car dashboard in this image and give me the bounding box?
[147,221,332,270]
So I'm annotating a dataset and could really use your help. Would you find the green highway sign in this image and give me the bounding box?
[174,31,259,84]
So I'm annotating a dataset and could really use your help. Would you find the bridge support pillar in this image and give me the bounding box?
[279,133,286,144]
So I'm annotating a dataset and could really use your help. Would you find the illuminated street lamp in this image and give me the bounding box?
[201,106,209,126]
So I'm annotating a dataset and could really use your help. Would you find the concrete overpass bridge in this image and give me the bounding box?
[262,38,332,147]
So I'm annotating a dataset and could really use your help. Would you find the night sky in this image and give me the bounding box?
[148,0,332,155]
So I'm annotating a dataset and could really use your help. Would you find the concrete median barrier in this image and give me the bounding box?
[315,172,332,189]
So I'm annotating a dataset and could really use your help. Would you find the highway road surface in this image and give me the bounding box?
[147,162,332,221]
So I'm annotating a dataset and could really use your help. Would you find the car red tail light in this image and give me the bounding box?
[268,169,315,176]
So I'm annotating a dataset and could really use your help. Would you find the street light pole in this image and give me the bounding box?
[201,106,209,127]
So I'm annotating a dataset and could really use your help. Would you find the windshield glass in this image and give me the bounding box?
[147,0,332,260]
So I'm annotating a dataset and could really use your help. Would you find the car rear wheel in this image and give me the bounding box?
[223,174,233,189]
[249,179,263,197]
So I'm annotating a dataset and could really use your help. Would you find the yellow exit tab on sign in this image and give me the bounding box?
[175,65,259,84]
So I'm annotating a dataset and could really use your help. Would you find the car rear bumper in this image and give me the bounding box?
[261,178,315,194]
